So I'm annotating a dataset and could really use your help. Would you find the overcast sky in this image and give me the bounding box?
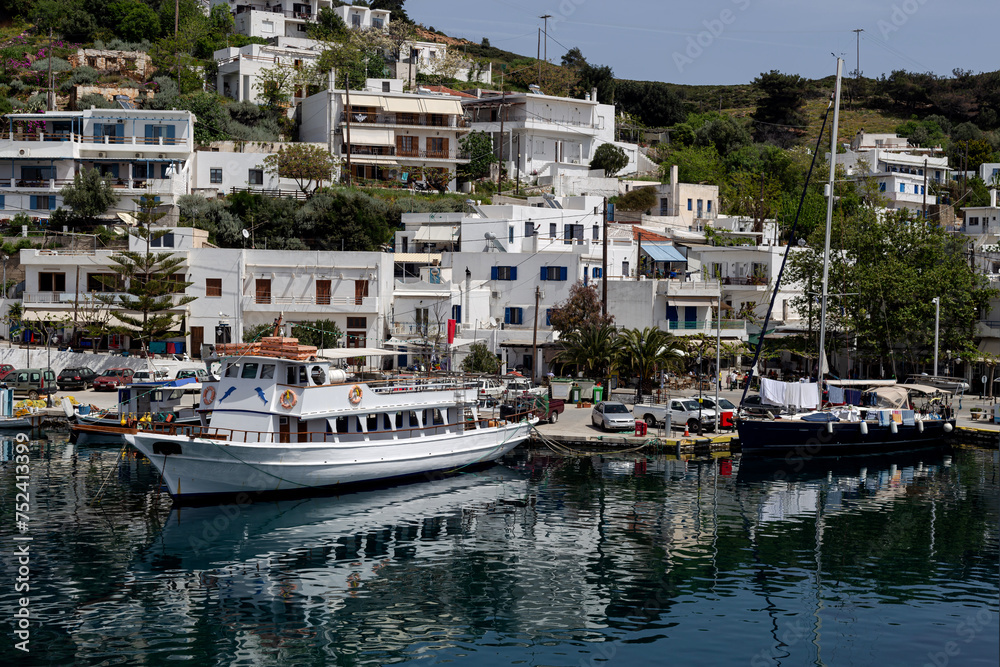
[407,0,998,86]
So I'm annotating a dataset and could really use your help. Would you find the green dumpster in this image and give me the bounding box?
[570,384,581,403]
[592,386,603,402]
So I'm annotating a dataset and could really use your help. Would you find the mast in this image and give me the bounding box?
[817,58,843,388]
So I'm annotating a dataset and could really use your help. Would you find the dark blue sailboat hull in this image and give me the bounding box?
[736,417,954,456]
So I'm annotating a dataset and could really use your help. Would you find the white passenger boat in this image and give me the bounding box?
[125,340,536,499]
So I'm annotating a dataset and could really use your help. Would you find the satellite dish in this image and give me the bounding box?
[242,229,250,239]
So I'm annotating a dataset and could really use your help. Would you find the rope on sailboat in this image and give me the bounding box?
[739,98,835,410]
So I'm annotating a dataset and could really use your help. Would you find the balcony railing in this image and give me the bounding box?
[23,292,126,304]
[341,146,469,161]
[662,319,747,333]
[235,5,313,20]
[0,131,186,146]
[1,178,173,192]
[247,294,377,308]
[339,113,469,129]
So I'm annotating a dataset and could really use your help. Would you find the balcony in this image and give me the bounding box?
[0,178,176,193]
[340,145,470,162]
[656,280,722,298]
[0,131,187,147]
[235,4,312,20]
[243,294,379,313]
[339,113,469,129]
[658,319,748,337]
[23,292,126,304]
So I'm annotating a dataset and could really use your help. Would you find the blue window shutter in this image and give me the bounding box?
[510,267,517,281]
[540,267,547,281]
[504,308,511,324]
[110,164,119,179]
[93,123,101,139]
[145,125,153,139]
[707,201,712,212]
[546,309,552,326]
[115,123,123,139]
[166,125,175,140]
[161,164,169,178]
[491,266,498,280]
[899,183,904,193]
[0,195,4,209]
[30,196,36,210]
[559,267,567,281]
[49,197,56,210]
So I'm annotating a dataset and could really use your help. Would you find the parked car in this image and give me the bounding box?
[591,401,636,431]
[175,368,210,393]
[131,369,170,382]
[0,364,15,381]
[57,366,98,390]
[739,394,774,418]
[634,397,718,432]
[8,368,58,399]
[475,377,505,405]
[93,368,135,391]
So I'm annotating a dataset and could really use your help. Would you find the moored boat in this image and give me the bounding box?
[126,337,536,498]
[66,379,202,445]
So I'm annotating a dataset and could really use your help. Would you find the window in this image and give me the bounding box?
[491,266,516,281]
[206,278,222,297]
[382,81,390,92]
[969,217,979,226]
[241,363,259,379]
[427,136,446,156]
[347,317,367,329]
[879,182,886,192]
[210,168,222,184]
[39,272,66,292]
[351,13,361,26]
[225,363,239,378]
[262,20,274,33]
[592,267,602,278]
[397,135,416,156]
[540,266,568,281]
[509,226,514,243]
[707,200,712,213]
[248,169,264,185]
[563,224,583,244]
[524,221,535,238]
[504,307,523,325]
[0,195,4,209]
[316,279,331,305]
[549,223,557,239]
[255,278,271,304]
[151,232,174,248]
[261,364,275,380]
[133,163,149,179]
[373,17,384,28]
[30,195,54,210]
[687,198,692,211]
[452,304,461,323]
[592,225,599,240]
[545,308,553,326]
[296,24,307,32]
[900,183,905,193]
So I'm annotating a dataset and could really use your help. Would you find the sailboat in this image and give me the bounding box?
[736,59,955,456]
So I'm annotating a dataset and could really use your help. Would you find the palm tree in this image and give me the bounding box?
[616,327,683,402]
[555,323,618,387]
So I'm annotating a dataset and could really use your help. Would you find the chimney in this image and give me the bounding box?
[991,188,997,209]
[591,87,598,103]
[671,164,678,186]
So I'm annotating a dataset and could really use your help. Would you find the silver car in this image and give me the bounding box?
[591,401,635,431]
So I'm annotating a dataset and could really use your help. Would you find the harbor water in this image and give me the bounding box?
[1,433,997,666]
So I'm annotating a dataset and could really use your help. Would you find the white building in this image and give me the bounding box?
[841,147,950,215]
[331,4,390,30]
[299,79,470,190]
[190,141,328,198]
[213,0,332,40]
[0,108,195,222]
[979,162,1000,185]
[18,228,394,357]
[214,37,325,106]
[462,89,654,191]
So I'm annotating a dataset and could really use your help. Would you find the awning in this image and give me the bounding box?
[642,243,687,263]
[413,226,459,242]
[347,156,398,165]
[339,93,385,109]
[419,98,462,115]
[977,338,1000,356]
[382,97,423,114]
[665,298,713,308]
[316,347,396,359]
[347,128,394,145]
[393,253,442,263]
[23,310,73,321]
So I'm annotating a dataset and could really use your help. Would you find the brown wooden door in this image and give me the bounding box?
[279,417,290,443]
[316,279,331,305]
[354,279,369,305]
[297,418,308,443]
[256,278,271,304]
[190,326,203,358]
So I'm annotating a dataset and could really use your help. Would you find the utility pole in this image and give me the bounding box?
[636,229,641,281]
[531,286,540,383]
[853,28,863,79]
[344,73,352,186]
[601,197,608,318]
[922,158,928,220]
[536,28,542,84]
[497,87,505,192]
[540,14,551,68]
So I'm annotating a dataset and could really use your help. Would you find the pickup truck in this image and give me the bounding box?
[498,394,565,423]
[632,397,718,432]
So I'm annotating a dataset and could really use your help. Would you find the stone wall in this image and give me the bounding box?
[68,49,154,79]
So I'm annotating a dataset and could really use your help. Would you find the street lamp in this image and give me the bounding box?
[932,297,940,376]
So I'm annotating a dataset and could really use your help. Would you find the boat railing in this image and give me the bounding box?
[367,378,478,394]
[136,411,535,442]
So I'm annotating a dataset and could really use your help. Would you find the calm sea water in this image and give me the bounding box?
[1,434,997,666]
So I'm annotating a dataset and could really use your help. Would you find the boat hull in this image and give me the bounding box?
[125,420,534,498]
[736,417,954,456]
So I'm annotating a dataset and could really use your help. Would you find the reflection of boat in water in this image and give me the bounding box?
[735,447,954,485]
[139,467,529,588]
[127,335,535,498]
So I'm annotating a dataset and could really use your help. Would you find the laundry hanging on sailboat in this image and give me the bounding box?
[760,378,820,410]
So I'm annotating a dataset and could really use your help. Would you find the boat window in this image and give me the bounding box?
[310,366,326,385]
[335,416,349,433]
[286,366,298,384]
[261,364,275,380]
[408,411,420,429]
[367,414,379,431]
[394,412,403,428]
[299,366,308,384]
[432,408,444,425]
[383,414,393,430]
[169,389,184,400]
[225,363,239,378]
[241,362,259,379]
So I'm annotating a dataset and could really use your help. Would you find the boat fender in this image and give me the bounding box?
[826,421,834,434]
[890,421,898,434]
[943,422,953,433]
[860,421,868,435]
[915,417,923,433]
[61,397,75,418]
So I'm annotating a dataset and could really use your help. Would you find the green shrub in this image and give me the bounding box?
[30,57,71,72]
[78,93,115,109]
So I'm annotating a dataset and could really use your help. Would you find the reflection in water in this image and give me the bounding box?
[0,435,997,666]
